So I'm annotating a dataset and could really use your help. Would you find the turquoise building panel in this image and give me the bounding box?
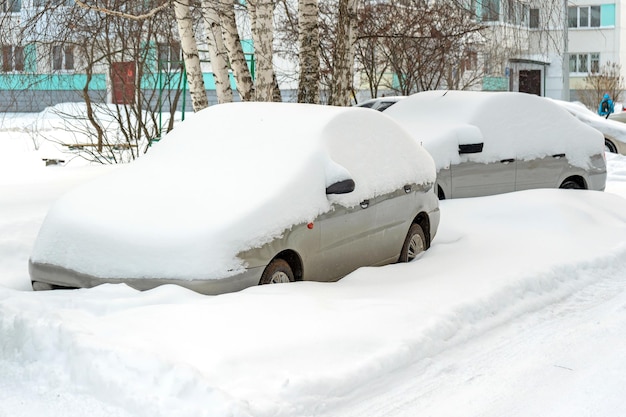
[601,4,615,27]
[0,73,106,90]
[142,71,237,91]
[483,76,508,91]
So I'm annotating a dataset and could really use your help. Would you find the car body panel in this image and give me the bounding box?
[449,159,516,198]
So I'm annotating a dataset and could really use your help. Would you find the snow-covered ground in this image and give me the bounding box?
[1,110,626,417]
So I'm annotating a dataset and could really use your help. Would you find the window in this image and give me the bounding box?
[1,45,24,72]
[461,50,478,72]
[590,53,600,73]
[157,42,182,71]
[569,53,600,74]
[568,6,601,28]
[529,8,539,28]
[481,0,500,22]
[52,45,74,70]
[504,0,528,26]
[1,0,21,12]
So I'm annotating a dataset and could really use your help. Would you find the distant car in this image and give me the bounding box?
[29,102,440,295]
[608,110,626,124]
[384,91,607,199]
[355,96,406,112]
[553,99,626,155]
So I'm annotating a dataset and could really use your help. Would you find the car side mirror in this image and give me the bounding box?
[459,143,484,154]
[326,179,355,195]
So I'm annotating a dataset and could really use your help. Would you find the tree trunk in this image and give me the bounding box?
[329,0,357,106]
[172,0,209,111]
[219,0,255,101]
[297,0,320,103]
[250,0,278,102]
[201,0,234,104]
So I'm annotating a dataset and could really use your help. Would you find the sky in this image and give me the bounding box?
[1,107,626,417]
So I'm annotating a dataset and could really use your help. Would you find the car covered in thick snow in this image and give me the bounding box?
[29,102,440,295]
[384,91,607,199]
[552,99,626,155]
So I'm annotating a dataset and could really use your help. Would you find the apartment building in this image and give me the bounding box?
[0,1,623,111]
[567,1,621,100]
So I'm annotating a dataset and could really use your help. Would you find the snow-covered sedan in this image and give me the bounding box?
[552,99,626,155]
[29,102,440,295]
[385,91,607,199]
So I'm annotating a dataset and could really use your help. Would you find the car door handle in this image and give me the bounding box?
[552,153,566,159]
[360,200,370,209]
[500,158,515,164]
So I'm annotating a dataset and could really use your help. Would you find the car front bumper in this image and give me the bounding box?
[29,259,265,295]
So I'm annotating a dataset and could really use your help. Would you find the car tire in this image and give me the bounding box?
[259,259,294,285]
[605,139,618,154]
[398,223,426,263]
[559,180,584,189]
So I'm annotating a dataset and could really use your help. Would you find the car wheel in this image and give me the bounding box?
[259,259,294,285]
[398,223,426,263]
[605,139,618,154]
[437,185,446,200]
[559,180,583,189]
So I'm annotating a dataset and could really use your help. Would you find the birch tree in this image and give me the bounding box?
[172,0,209,111]
[201,0,233,103]
[297,0,320,103]
[219,0,255,101]
[249,0,280,101]
[329,0,358,106]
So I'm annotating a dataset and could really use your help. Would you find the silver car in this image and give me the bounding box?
[554,99,626,155]
[29,102,440,295]
[385,91,607,199]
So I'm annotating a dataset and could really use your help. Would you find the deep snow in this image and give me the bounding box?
[1,108,626,417]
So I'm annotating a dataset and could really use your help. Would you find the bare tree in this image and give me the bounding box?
[3,0,186,163]
[355,0,484,97]
[579,62,625,110]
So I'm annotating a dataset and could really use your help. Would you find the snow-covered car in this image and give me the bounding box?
[354,96,406,112]
[552,99,626,155]
[384,91,607,199]
[29,102,440,295]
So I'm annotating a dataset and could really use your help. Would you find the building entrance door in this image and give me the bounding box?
[519,70,541,96]
[111,62,136,105]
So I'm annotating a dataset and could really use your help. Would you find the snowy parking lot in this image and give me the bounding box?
[1,114,626,417]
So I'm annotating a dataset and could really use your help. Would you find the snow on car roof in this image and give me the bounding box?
[31,102,435,281]
[385,90,604,170]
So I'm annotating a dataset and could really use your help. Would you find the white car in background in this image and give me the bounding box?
[553,99,626,155]
[385,91,607,199]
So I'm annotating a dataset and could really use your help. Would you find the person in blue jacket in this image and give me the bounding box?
[598,93,615,118]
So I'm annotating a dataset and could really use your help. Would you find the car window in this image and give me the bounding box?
[377,101,397,112]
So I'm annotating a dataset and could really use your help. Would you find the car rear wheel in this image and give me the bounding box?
[398,223,426,263]
[259,259,294,285]
[559,180,584,189]
[605,139,618,154]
